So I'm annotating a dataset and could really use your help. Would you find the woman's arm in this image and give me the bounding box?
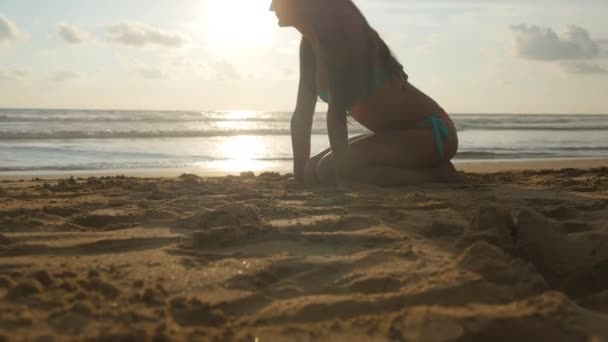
[326,103,350,181]
[291,38,317,183]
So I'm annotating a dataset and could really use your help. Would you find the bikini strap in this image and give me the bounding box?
[419,113,450,160]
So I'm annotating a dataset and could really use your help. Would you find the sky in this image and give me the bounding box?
[1,0,607,113]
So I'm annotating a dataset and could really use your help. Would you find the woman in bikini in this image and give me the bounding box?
[270,0,460,186]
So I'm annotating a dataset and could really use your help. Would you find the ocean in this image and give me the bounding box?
[1,108,607,176]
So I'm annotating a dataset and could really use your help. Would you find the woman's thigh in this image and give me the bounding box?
[315,128,454,182]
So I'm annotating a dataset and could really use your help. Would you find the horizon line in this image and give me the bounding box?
[1,107,608,116]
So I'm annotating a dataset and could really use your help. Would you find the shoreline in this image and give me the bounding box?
[1,158,606,180]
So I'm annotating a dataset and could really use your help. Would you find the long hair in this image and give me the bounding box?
[300,0,407,109]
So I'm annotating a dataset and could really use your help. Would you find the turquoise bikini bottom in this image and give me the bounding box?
[418,113,450,161]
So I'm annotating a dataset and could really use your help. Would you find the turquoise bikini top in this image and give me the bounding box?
[317,64,406,104]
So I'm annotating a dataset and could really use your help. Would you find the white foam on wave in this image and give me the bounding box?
[1,109,608,173]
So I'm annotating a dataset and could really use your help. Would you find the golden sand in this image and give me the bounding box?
[1,163,607,340]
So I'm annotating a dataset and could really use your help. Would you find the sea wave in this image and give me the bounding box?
[0,115,291,123]
[0,157,294,172]
[0,128,369,140]
[1,151,603,173]
[455,148,608,159]
[454,151,558,159]
[3,115,608,132]
[455,123,608,131]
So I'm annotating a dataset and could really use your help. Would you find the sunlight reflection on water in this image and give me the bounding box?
[200,135,280,172]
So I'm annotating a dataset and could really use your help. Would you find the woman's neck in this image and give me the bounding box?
[295,24,317,44]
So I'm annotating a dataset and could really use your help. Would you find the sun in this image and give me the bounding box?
[204,0,274,49]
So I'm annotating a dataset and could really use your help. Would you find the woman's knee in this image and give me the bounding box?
[315,154,336,184]
[303,161,318,184]
[303,153,324,184]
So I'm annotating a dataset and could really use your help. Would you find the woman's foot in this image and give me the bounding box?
[310,157,462,187]
[352,163,460,187]
[438,161,463,183]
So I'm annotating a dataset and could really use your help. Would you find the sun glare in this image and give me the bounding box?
[225,110,258,120]
[216,136,263,172]
[205,0,274,49]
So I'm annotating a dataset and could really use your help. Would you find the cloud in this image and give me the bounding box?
[170,56,208,71]
[283,67,295,77]
[51,71,80,82]
[106,22,189,48]
[168,58,243,80]
[212,60,241,80]
[137,67,168,80]
[510,24,601,61]
[416,33,441,54]
[510,23,608,75]
[561,62,607,75]
[0,68,27,80]
[600,40,608,57]
[0,14,23,44]
[57,23,89,44]
[277,39,300,55]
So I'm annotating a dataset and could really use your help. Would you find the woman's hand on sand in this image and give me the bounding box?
[285,176,315,190]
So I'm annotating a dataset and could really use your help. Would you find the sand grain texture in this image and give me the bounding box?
[0,168,608,341]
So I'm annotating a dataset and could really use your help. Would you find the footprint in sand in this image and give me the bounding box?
[456,241,547,297]
[516,208,608,296]
[278,215,380,233]
[48,303,92,336]
[539,206,579,221]
[29,270,54,289]
[335,273,402,294]
[0,208,40,219]
[306,194,354,207]
[71,209,146,230]
[179,204,263,230]
[562,220,592,234]
[5,280,42,301]
[189,224,269,248]
[46,177,83,192]
[169,297,225,327]
[42,206,83,218]
[455,205,516,251]
[0,234,11,245]
[418,221,466,239]
[134,181,160,193]
[78,277,121,300]
[390,292,608,342]
[177,173,203,185]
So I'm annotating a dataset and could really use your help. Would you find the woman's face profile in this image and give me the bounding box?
[269,0,306,28]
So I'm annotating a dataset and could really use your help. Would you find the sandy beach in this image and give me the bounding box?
[1,160,608,341]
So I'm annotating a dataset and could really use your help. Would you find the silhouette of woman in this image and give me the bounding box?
[270,0,460,186]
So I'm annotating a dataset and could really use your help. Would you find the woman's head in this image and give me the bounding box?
[269,0,318,29]
[271,0,406,109]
